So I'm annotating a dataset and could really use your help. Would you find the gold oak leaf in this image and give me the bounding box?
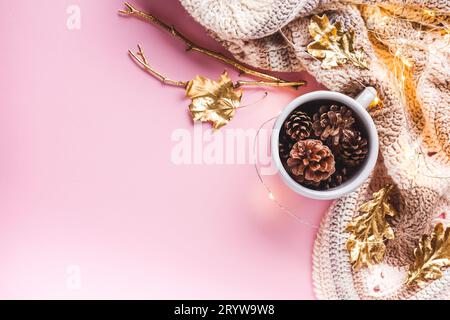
[307,15,368,70]
[345,185,397,270]
[406,223,450,287]
[185,71,243,130]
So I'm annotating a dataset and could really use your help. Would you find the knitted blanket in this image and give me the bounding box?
[179,0,450,299]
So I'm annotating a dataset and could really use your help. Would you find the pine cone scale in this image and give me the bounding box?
[309,162,321,171]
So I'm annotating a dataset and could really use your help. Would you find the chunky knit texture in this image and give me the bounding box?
[180,0,450,299]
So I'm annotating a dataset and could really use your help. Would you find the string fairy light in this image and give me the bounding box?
[254,2,450,242]
[423,9,436,17]
[359,3,450,182]
[251,114,443,293]
[384,5,449,180]
[248,4,449,292]
[251,116,397,245]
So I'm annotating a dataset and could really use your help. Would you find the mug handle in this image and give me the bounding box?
[355,87,377,109]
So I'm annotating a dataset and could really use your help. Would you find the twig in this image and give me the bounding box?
[235,80,305,88]
[130,45,305,90]
[119,2,306,88]
[129,45,187,87]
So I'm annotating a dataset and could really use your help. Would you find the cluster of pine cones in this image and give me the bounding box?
[279,104,368,190]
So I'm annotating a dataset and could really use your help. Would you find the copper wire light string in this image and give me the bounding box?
[253,117,414,291]
[252,115,398,244]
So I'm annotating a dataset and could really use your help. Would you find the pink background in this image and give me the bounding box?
[1,0,330,299]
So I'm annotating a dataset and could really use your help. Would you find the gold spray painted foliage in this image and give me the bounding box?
[345,185,397,270]
[407,223,450,287]
[307,15,368,70]
[186,72,242,129]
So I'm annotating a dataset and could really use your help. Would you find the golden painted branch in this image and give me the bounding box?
[129,45,305,90]
[119,2,306,88]
[235,80,305,88]
[129,45,187,87]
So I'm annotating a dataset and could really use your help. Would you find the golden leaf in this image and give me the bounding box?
[307,15,368,70]
[345,185,397,270]
[406,223,450,287]
[185,71,243,129]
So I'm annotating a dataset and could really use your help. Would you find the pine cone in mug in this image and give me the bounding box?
[321,167,349,189]
[287,139,336,184]
[284,111,313,141]
[340,131,369,166]
[279,131,294,160]
[312,105,355,146]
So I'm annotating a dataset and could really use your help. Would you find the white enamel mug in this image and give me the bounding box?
[271,87,379,200]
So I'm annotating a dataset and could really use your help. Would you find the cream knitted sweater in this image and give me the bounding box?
[180,0,450,299]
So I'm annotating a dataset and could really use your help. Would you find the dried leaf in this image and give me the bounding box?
[185,71,242,129]
[307,15,368,70]
[345,185,397,270]
[407,223,450,287]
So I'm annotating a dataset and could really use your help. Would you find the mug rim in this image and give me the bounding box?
[271,90,379,200]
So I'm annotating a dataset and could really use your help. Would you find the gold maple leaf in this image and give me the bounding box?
[345,185,397,270]
[185,71,243,129]
[407,223,450,287]
[307,15,368,70]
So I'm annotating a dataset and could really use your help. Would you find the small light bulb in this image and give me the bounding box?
[402,58,412,68]
[423,9,435,17]
[404,144,417,162]
[401,75,406,81]
[269,193,275,200]
[373,96,380,105]
[442,29,450,37]
[369,95,381,109]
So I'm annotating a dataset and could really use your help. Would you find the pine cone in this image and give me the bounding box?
[312,105,355,146]
[340,131,369,166]
[284,111,313,141]
[287,139,336,184]
[279,130,294,160]
[321,167,349,189]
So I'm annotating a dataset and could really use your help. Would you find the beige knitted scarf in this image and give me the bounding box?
[179,0,450,299]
